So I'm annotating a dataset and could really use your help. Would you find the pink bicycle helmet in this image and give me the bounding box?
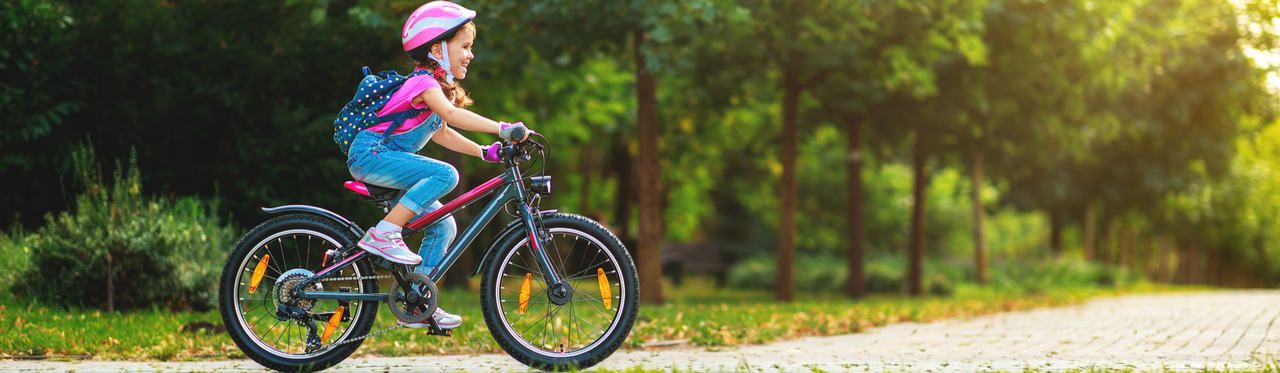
[402,1,476,58]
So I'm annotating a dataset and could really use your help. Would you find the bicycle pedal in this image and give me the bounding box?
[427,327,452,337]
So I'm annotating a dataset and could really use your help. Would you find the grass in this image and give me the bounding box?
[0,276,1177,361]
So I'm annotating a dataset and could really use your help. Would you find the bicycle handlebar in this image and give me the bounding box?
[500,138,543,164]
[499,124,528,143]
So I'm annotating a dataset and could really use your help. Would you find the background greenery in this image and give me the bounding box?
[2,0,1278,309]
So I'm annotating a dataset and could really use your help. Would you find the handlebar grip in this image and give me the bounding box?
[500,123,528,142]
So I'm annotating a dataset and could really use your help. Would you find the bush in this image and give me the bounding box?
[13,146,236,310]
[989,259,1138,294]
[865,257,906,294]
[726,254,848,292]
[0,227,32,292]
[927,274,954,297]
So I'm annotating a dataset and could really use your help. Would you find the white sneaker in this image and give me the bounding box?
[400,307,463,330]
[356,228,421,265]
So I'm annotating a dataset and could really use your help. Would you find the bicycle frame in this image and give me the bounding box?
[297,161,559,303]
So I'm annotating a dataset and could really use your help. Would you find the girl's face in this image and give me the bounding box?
[433,26,475,80]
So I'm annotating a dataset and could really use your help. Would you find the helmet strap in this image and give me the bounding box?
[428,40,455,84]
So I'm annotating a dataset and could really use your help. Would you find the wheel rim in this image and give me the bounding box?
[493,227,626,358]
[232,229,369,359]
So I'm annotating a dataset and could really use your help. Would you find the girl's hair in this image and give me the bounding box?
[413,22,475,108]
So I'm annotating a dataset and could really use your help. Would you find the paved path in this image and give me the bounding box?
[6,291,1280,372]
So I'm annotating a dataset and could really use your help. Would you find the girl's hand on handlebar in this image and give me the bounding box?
[499,122,531,143]
[482,142,503,163]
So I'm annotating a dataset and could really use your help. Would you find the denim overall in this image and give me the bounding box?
[346,114,457,275]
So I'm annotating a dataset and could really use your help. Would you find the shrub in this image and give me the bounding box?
[726,254,848,292]
[0,227,32,292]
[865,257,906,294]
[13,146,236,310]
[988,259,1139,294]
[927,274,954,297]
[725,255,773,291]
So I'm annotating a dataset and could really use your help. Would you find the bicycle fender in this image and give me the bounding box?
[260,205,365,238]
[472,209,558,277]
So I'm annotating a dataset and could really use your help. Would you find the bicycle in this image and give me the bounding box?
[217,131,639,372]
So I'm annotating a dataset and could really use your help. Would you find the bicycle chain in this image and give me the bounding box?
[315,274,393,283]
[322,322,406,350]
[308,273,418,350]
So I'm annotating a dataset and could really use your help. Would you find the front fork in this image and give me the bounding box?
[508,166,571,305]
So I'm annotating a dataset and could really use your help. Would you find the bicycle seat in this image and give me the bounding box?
[344,180,401,211]
[343,180,398,197]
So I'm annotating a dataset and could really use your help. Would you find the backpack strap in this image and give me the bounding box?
[374,69,435,140]
[376,108,427,139]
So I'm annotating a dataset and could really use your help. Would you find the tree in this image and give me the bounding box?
[484,0,720,304]
[859,0,989,295]
[811,0,986,297]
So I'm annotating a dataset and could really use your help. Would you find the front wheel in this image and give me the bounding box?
[480,213,639,371]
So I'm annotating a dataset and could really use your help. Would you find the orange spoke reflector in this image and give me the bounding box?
[248,254,270,294]
[518,273,532,314]
[321,252,330,267]
[597,268,612,310]
[321,306,345,342]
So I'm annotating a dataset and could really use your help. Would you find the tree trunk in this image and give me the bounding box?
[1155,238,1168,283]
[908,127,927,296]
[634,31,664,304]
[1213,253,1224,286]
[1180,244,1194,284]
[609,131,634,255]
[1124,226,1137,269]
[1188,244,1199,284]
[775,67,799,302]
[971,153,987,285]
[1102,219,1117,265]
[106,251,115,312]
[846,115,866,298]
[1083,206,1096,260]
[579,145,593,216]
[1049,212,1063,257]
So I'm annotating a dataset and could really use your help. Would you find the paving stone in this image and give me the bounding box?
[4,291,1279,372]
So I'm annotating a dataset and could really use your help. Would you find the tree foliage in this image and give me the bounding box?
[3,0,1279,302]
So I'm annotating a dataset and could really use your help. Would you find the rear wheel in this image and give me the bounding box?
[218,214,378,372]
[480,213,639,371]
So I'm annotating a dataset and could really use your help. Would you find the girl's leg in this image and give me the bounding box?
[413,201,458,277]
[360,151,460,221]
[352,151,459,264]
[384,205,417,226]
[403,201,464,330]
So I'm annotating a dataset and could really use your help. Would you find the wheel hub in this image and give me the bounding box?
[547,281,573,306]
[274,268,322,312]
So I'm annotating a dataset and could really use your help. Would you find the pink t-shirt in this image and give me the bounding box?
[365,68,442,135]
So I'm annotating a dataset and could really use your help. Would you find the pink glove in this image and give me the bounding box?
[482,142,502,163]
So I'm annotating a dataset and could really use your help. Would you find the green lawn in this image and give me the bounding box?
[0,277,1174,361]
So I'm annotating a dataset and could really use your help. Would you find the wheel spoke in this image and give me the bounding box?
[578,292,614,317]
[233,229,369,358]
[549,233,568,278]
[491,225,634,357]
[562,257,613,280]
[519,302,557,336]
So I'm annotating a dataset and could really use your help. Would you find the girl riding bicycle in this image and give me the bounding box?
[347,0,528,329]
